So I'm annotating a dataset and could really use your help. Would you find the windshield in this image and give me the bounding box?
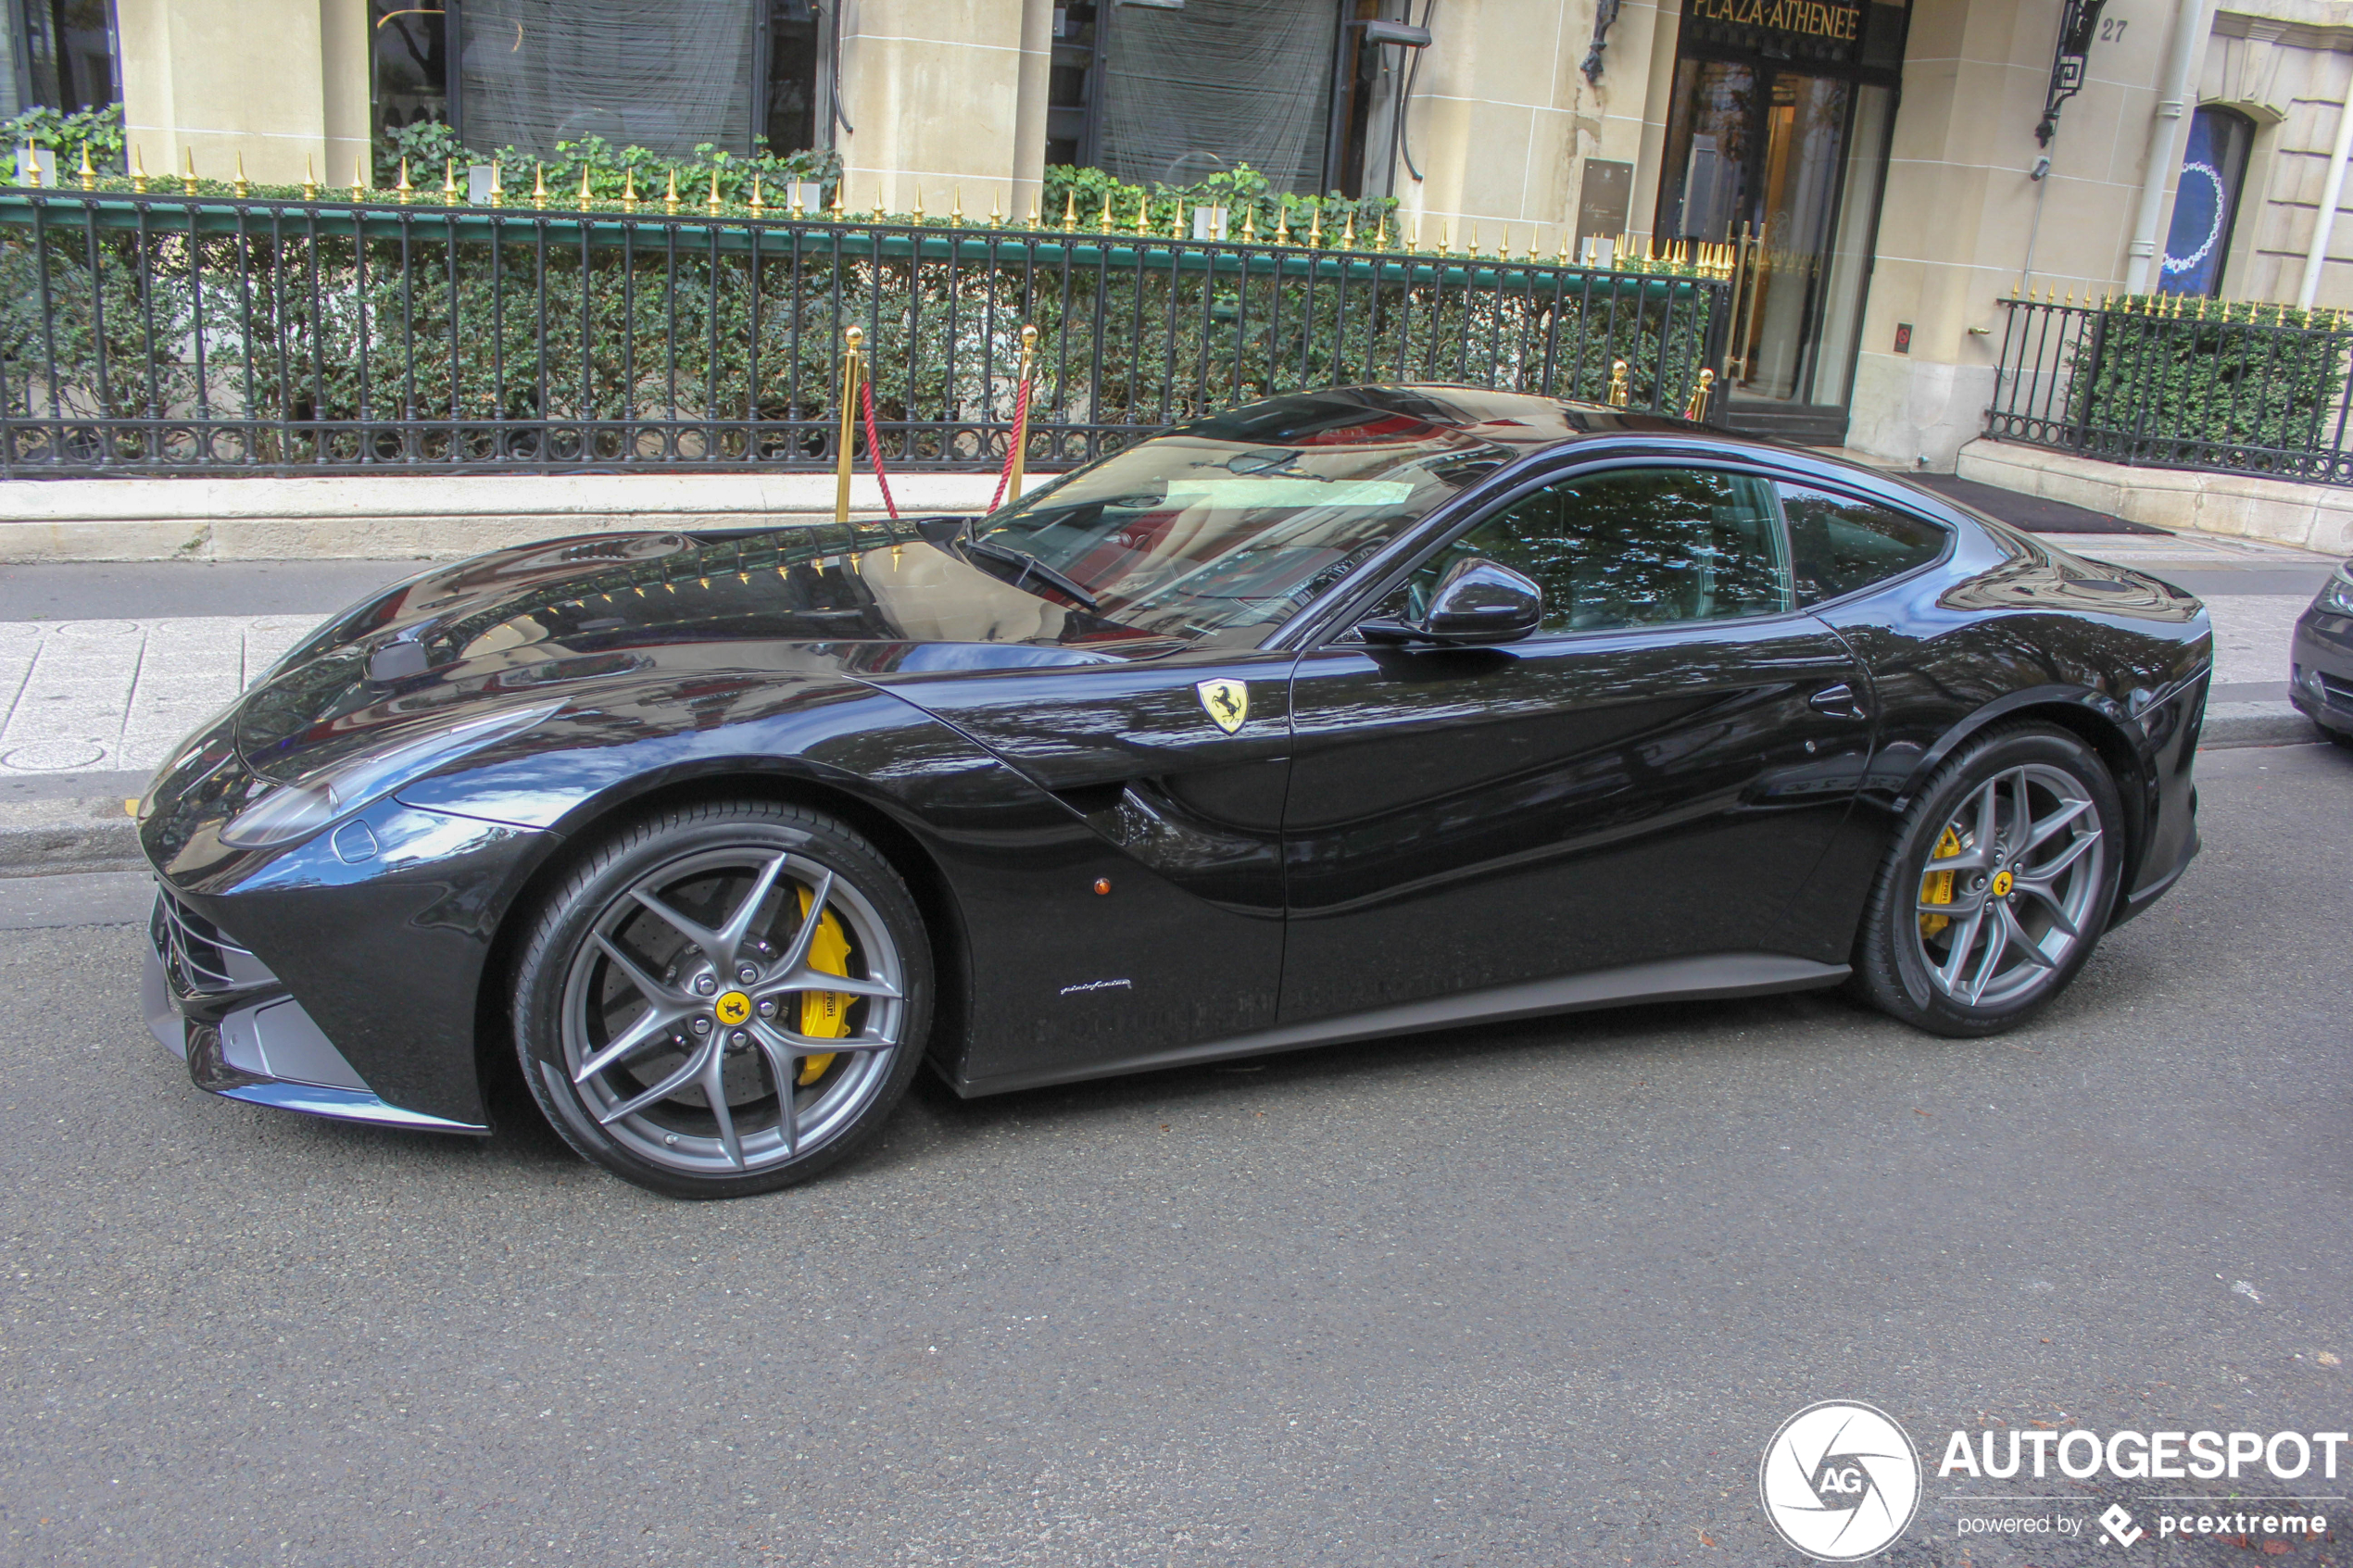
[968,394,1512,643]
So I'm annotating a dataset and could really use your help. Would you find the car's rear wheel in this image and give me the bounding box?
[1852,724,2121,1037]
[513,800,931,1198]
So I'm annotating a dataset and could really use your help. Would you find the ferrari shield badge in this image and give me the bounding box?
[1195,677,1249,734]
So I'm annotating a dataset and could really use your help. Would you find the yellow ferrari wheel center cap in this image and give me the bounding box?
[714,990,752,1026]
[1990,870,2014,898]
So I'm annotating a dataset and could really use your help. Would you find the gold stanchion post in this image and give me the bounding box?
[835,326,866,526]
[1683,368,1716,421]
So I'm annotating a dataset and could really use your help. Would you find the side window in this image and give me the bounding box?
[1384,468,1791,633]
[1780,485,1948,607]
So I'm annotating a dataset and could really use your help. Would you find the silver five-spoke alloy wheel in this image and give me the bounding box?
[1910,761,2105,1010]
[557,844,908,1179]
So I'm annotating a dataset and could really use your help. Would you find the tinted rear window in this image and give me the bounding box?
[1780,485,1948,606]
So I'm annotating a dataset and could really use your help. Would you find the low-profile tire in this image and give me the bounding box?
[1851,722,2123,1038]
[513,799,932,1198]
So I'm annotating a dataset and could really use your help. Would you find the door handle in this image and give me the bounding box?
[1808,682,1868,720]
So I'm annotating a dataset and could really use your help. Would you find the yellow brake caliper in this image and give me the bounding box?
[794,885,854,1086]
[1919,826,1962,937]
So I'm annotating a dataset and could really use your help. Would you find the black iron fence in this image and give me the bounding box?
[0,186,1733,478]
[1986,292,2353,485]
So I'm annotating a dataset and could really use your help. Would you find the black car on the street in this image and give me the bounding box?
[137,386,2212,1198]
[2290,560,2353,743]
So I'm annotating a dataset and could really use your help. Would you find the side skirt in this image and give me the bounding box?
[954,952,1851,1098]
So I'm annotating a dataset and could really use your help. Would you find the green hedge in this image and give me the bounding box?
[2073,297,2351,467]
[0,194,1720,470]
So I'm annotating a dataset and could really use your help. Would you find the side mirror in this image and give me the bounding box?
[1360,557,1544,647]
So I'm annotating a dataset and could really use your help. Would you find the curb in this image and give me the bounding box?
[2200,701,2322,748]
[0,706,2322,882]
[0,795,144,878]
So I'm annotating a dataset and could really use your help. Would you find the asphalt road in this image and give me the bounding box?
[0,744,2347,1568]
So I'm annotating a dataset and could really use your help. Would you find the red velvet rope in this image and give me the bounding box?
[988,373,1033,512]
[858,374,900,521]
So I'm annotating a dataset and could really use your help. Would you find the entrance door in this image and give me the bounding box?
[1659,59,1894,435]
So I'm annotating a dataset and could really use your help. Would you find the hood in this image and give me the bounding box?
[235,522,1179,784]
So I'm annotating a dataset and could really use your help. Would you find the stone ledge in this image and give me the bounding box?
[0,471,1045,561]
[1956,439,2353,556]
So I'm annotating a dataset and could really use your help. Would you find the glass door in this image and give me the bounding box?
[1658,59,1893,414]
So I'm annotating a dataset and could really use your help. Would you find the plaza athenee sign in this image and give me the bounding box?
[1687,0,1862,43]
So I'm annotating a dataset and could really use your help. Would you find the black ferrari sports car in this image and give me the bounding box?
[137,386,2211,1198]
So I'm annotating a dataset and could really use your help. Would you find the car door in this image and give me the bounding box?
[1277,459,1875,1026]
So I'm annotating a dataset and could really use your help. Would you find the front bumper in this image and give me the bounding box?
[145,886,487,1135]
[2290,608,2353,738]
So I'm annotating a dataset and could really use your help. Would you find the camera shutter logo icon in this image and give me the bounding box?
[1759,1400,1922,1561]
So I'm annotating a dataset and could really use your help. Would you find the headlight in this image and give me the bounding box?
[2321,567,2353,616]
[219,701,562,849]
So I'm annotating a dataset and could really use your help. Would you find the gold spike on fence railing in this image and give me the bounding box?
[1608,359,1630,408]
[1242,207,1258,243]
[580,166,595,208]
[130,144,146,193]
[1438,219,1450,255]
[1098,191,1114,232]
[621,168,638,210]
[1375,214,1390,250]
[182,147,198,196]
[989,189,1001,229]
[1467,223,1479,259]
[397,157,414,203]
[77,144,94,191]
[837,325,866,527]
[353,154,368,202]
[913,190,926,224]
[1308,207,1323,248]
[1134,192,1151,237]
[661,168,677,213]
[233,152,250,199]
[1008,323,1038,507]
[1683,368,1715,421]
[1341,210,1355,249]
[302,155,318,201]
[1062,191,1077,232]
[441,158,457,204]
[1277,206,1290,245]
[749,175,765,217]
[706,169,723,214]
[1026,194,1039,229]
[488,162,504,207]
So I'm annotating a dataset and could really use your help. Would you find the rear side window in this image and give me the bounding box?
[1780,485,1948,607]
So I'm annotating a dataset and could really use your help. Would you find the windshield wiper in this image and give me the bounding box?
[965,536,1102,610]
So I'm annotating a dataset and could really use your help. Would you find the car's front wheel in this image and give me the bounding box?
[513,800,931,1198]
[1852,723,2122,1037]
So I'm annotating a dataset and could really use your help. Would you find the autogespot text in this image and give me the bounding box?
[1938,1427,2348,1481]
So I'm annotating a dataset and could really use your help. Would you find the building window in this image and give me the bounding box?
[371,0,829,161]
[762,0,826,154]
[372,0,455,141]
[2159,106,2253,297]
[1094,0,1345,196]
[12,0,120,117]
